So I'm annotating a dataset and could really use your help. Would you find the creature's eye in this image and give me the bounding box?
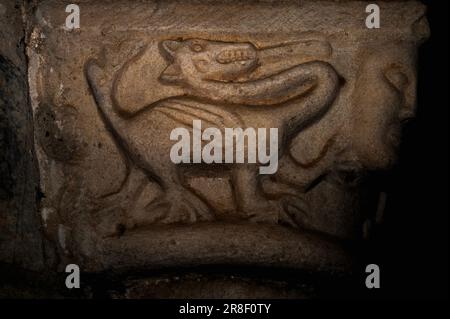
[384,66,409,92]
[191,43,204,53]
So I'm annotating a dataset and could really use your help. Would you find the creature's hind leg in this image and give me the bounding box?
[139,158,214,225]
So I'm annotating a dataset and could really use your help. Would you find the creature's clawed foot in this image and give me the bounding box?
[242,195,310,228]
[242,198,282,224]
[145,188,213,224]
[277,195,310,228]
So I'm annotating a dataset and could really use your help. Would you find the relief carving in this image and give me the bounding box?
[86,38,340,226]
[20,0,430,290]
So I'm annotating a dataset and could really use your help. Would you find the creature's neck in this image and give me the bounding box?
[183,62,340,133]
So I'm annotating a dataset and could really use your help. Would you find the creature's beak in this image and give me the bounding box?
[159,63,182,83]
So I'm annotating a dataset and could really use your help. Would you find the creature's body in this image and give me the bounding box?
[86,38,339,225]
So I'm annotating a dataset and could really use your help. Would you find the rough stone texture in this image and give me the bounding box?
[0,0,429,298]
[0,0,46,271]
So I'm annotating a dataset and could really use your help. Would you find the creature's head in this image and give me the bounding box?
[159,39,258,84]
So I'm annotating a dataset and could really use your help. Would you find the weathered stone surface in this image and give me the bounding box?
[0,0,45,271]
[1,0,430,298]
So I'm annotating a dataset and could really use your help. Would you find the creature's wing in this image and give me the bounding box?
[155,99,244,130]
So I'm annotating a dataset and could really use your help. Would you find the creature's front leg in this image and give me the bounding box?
[232,164,280,223]
[232,163,310,228]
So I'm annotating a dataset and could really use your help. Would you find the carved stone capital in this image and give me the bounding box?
[1,0,430,298]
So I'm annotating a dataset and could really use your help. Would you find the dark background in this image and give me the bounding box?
[365,0,448,299]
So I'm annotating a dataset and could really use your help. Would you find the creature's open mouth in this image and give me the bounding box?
[216,49,257,64]
[97,222,355,275]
